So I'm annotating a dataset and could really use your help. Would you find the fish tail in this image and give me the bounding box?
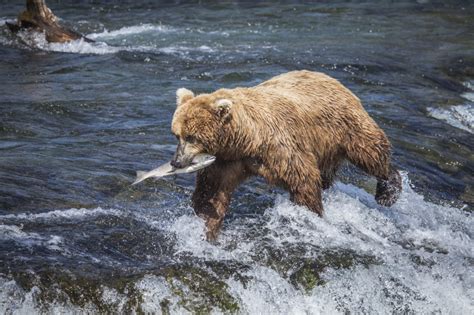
[132,171,148,185]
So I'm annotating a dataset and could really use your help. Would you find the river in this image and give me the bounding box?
[0,1,473,313]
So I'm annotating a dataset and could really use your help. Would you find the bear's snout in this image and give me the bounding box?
[170,160,180,168]
[170,159,186,169]
[171,143,194,169]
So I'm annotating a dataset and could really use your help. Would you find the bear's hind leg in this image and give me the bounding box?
[321,168,337,190]
[192,160,249,241]
[344,134,402,207]
[320,154,344,190]
[375,165,402,206]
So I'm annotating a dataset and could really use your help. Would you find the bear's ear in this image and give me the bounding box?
[176,88,195,107]
[214,99,233,122]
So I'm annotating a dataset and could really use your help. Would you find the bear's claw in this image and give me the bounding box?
[375,168,402,207]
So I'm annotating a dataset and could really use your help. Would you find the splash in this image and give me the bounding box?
[0,224,65,252]
[428,104,474,133]
[0,207,123,221]
[162,174,473,313]
[427,80,474,133]
[0,207,122,252]
[158,45,215,55]
[87,23,178,40]
[2,27,216,56]
[0,177,472,313]
[10,29,119,54]
[1,21,222,56]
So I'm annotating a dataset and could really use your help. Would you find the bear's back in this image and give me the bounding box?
[240,70,363,120]
[256,70,359,104]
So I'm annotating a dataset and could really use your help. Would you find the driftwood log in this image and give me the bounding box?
[6,0,93,43]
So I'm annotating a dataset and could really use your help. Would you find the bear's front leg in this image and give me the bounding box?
[285,163,324,216]
[273,154,325,216]
[192,161,249,241]
[290,184,324,216]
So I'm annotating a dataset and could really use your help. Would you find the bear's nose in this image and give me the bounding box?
[170,159,182,169]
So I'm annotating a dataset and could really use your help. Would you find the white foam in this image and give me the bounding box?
[462,92,474,103]
[0,278,39,315]
[167,174,473,313]
[0,18,18,47]
[0,17,15,25]
[135,275,190,314]
[428,104,474,133]
[463,80,474,93]
[0,224,66,253]
[0,224,39,240]
[158,45,216,57]
[1,175,472,313]
[226,266,338,314]
[14,30,120,54]
[88,23,178,40]
[308,264,472,314]
[100,287,128,312]
[2,22,221,56]
[427,80,474,133]
[0,277,97,314]
[46,38,120,54]
[170,214,258,262]
[6,29,217,56]
[0,207,123,221]
[0,208,118,253]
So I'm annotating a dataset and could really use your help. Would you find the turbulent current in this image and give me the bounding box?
[0,1,473,314]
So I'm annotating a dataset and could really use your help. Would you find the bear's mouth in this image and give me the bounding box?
[170,154,216,173]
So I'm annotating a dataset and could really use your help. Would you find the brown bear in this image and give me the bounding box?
[171,70,402,240]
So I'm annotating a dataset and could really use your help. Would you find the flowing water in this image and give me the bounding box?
[0,1,473,314]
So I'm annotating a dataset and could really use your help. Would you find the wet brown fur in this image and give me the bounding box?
[172,70,402,240]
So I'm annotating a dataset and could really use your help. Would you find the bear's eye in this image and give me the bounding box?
[185,135,196,144]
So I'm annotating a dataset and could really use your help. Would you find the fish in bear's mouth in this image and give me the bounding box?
[132,154,216,185]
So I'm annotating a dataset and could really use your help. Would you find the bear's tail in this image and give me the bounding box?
[375,166,402,207]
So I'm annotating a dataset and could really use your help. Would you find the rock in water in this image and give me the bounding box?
[6,0,93,43]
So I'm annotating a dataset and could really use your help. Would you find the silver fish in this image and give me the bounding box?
[132,154,216,185]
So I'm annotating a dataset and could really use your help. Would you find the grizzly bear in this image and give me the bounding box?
[171,70,402,240]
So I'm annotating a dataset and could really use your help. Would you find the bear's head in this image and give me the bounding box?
[170,88,233,168]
